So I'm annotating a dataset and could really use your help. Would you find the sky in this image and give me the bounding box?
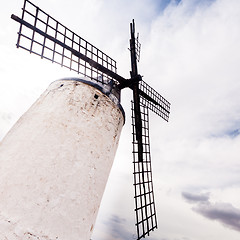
[1,0,240,239]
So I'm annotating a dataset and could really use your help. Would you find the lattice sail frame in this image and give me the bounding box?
[15,0,117,84]
[139,80,170,121]
[131,99,158,239]
[131,81,170,240]
[135,33,141,62]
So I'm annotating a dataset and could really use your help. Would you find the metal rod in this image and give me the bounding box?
[30,7,39,53]
[130,19,143,163]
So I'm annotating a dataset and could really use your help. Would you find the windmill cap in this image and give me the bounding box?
[56,77,125,123]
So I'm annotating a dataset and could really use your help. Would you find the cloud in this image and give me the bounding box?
[183,191,240,232]
[95,214,160,240]
[195,202,240,232]
[102,215,134,240]
[225,129,240,138]
[182,192,210,203]
[143,0,240,142]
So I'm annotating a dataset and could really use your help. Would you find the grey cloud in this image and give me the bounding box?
[182,192,210,203]
[110,215,127,225]
[104,215,134,240]
[211,126,240,139]
[227,129,240,138]
[183,191,240,232]
[194,202,240,232]
[99,214,161,240]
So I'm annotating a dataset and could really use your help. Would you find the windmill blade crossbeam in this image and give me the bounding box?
[11,0,122,85]
[139,80,170,121]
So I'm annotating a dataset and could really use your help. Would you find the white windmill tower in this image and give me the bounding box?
[0,1,170,239]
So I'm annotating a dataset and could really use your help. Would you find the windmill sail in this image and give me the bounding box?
[129,20,171,239]
[139,80,170,121]
[131,100,158,239]
[11,0,117,85]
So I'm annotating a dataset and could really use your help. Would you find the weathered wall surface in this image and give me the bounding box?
[0,79,124,240]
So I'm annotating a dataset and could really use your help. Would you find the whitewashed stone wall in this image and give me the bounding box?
[0,79,124,240]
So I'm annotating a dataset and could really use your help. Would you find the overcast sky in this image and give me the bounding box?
[1,0,240,239]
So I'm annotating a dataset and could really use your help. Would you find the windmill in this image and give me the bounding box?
[10,0,171,239]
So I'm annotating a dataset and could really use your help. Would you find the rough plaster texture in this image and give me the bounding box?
[0,79,124,240]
